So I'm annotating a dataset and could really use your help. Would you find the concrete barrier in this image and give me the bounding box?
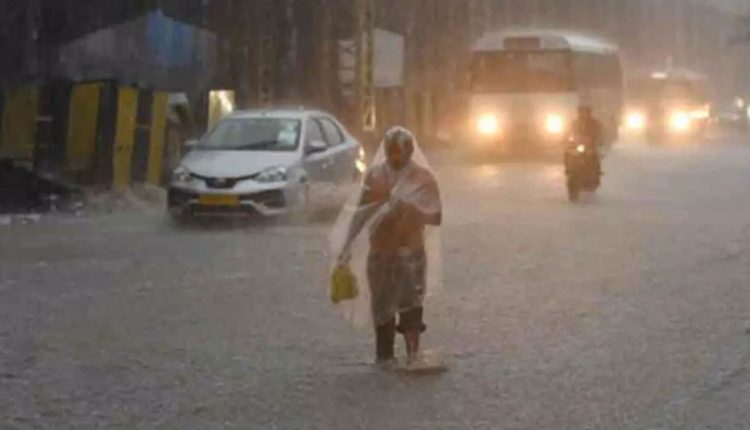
[1,82,171,190]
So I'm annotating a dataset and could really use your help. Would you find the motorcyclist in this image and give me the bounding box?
[568,104,603,177]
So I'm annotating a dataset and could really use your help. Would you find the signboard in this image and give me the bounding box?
[338,28,405,92]
[373,29,404,88]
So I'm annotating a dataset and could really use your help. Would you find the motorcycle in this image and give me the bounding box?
[564,135,601,202]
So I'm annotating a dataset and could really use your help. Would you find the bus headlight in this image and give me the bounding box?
[477,114,500,136]
[626,111,646,130]
[669,111,692,132]
[545,114,565,134]
[690,108,709,120]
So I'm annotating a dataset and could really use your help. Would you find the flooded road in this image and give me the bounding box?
[3,137,750,429]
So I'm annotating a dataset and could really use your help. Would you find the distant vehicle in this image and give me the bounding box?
[710,98,749,134]
[466,30,624,154]
[623,70,712,142]
[168,109,366,219]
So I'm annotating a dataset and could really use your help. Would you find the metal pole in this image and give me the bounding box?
[256,0,276,106]
[317,0,334,110]
[26,0,43,82]
[675,0,685,66]
[356,0,376,132]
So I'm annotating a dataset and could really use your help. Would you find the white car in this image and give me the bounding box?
[168,109,365,217]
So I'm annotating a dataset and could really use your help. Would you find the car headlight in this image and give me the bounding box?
[171,166,191,183]
[669,111,692,132]
[256,166,289,183]
[545,114,565,134]
[626,111,646,130]
[476,113,500,136]
[356,146,367,173]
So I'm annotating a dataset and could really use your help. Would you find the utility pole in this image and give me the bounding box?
[356,0,376,132]
[280,0,298,103]
[316,0,334,110]
[26,0,43,82]
[256,0,277,106]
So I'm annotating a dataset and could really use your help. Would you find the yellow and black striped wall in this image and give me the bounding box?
[0,86,39,169]
[0,82,170,190]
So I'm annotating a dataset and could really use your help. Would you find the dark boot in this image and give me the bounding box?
[375,318,396,362]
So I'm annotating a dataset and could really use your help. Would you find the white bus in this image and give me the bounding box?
[467,30,623,153]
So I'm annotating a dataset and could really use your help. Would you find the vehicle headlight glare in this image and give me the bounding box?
[690,109,709,120]
[576,144,586,153]
[256,166,289,183]
[477,114,500,135]
[669,111,692,132]
[545,114,565,134]
[356,159,367,174]
[626,111,646,130]
[356,147,367,173]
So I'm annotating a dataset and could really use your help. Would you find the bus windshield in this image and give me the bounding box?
[629,78,707,103]
[471,51,575,93]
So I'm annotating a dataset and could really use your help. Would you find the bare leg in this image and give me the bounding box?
[399,307,425,362]
[404,330,420,362]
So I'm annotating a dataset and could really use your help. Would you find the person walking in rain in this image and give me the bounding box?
[331,126,443,367]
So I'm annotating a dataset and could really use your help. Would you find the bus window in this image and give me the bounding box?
[574,53,622,90]
[662,82,697,99]
[471,51,575,93]
[629,78,707,103]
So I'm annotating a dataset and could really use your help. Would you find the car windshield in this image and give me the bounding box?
[197,118,301,151]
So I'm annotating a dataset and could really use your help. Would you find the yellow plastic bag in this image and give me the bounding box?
[330,264,359,304]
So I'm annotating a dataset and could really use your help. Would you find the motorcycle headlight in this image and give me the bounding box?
[545,114,565,134]
[576,144,586,153]
[476,113,500,136]
[256,166,289,183]
[171,166,191,183]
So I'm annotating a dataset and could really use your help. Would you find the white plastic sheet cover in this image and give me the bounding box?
[329,127,442,328]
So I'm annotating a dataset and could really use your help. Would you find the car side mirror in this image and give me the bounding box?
[306,139,327,155]
[183,139,199,149]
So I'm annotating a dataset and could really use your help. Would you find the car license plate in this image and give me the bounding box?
[199,194,239,206]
